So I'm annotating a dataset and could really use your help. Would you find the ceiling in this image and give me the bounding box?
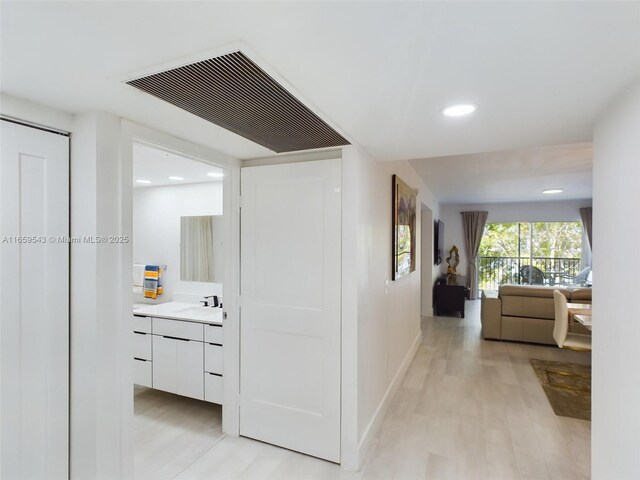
[133,142,224,189]
[410,143,593,204]
[1,2,639,165]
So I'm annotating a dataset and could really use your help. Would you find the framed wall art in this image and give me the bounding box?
[392,174,417,280]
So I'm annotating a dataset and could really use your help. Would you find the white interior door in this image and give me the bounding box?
[0,120,69,479]
[240,159,341,463]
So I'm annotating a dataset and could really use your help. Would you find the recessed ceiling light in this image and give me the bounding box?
[136,179,151,184]
[207,172,224,178]
[442,104,476,117]
[542,188,563,194]
[168,176,184,181]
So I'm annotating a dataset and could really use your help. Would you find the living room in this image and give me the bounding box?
[413,140,593,295]
[405,134,596,477]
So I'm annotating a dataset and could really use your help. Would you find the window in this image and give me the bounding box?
[478,221,582,291]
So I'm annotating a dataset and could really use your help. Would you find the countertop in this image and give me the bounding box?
[133,302,223,325]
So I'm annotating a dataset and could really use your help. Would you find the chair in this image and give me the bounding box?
[520,265,545,285]
[553,290,591,351]
[574,266,592,286]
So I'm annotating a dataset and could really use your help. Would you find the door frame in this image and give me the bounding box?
[120,120,242,440]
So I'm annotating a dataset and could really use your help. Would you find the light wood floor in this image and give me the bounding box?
[134,300,591,479]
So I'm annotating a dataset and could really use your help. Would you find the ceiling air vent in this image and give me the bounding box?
[126,51,350,153]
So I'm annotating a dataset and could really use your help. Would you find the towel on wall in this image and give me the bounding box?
[157,266,164,296]
[143,265,164,299]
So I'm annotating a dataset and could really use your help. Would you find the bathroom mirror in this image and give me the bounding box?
[180,215,223,283]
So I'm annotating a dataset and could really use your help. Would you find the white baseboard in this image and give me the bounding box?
[345,330,422,470]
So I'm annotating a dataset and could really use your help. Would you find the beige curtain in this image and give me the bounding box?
[580,207,593,250]
[180,215,215,282]
[461,211,489,299]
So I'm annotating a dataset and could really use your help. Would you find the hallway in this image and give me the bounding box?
[136,300,591,480]
[363,300,591,480]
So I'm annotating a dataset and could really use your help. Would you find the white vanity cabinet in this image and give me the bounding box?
[204,343,223,374]
[152,335,204,400]
[204,324,224,403]
[132,308,223,404]
[133,314,153,388]
[133,357,153,388]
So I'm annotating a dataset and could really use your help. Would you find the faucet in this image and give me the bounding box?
[200,295,219,308]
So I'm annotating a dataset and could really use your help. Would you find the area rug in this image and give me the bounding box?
[529,359,591,421]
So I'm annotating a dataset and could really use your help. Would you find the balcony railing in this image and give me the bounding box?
[479,256,581,292]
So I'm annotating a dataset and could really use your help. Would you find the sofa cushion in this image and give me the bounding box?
[501,316,524,341]
[499,285,570,298]
[499,285,571,320]
[569,288,592,302]
[502,295,556,319]
[522,317,555,345]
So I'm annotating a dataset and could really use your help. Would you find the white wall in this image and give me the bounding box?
[592,81,640,480]
[133,182,223,302]
[341,146,439,468]
[0,93,74,132]
[439,199,592,277]
[420,208,434,316]
[70,111,132,479]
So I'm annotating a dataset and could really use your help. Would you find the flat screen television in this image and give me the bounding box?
[434,220,444,265]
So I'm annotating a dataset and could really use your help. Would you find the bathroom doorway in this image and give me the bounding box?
[130,140,232,478]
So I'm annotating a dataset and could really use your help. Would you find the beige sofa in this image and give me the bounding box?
[481,285,592,345]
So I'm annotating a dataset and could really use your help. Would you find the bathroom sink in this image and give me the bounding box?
[133,302,223,324]
[177,305,220,321]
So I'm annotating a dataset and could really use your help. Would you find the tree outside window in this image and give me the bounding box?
[479,221,582,290]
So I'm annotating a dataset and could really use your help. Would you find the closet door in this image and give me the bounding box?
[240,159,341,462]
[0,120,69,479]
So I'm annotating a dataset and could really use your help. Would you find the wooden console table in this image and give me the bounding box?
[435,283,468,318]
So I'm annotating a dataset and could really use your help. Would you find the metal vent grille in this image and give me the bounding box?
[127,51,350,153]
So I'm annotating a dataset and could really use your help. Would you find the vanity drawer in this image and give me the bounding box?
[153,317,203,341]
[132,331,152,360]
[133,315,151,333]
[133,358,152,388]
[204,373,223,404]
[205,343,223,374]
[204,324,223,344]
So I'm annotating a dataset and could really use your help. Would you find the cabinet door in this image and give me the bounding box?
[152,336,204,400]
[153,317,203,341]
[133,315,152,333]
[204,324,223,344]
[204,343,223,375]
[133,358,152,388]
[205,373,224,404]
[132,331,152,361]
